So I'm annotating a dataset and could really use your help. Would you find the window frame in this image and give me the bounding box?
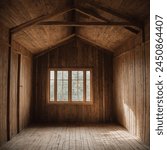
[48,68,93,105]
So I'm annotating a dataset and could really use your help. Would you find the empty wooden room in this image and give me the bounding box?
[0,0,150,150]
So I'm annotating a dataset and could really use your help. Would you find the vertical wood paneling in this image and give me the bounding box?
[9,41,33,135]
[0,23,9,145]
[145,41,150,145]
[113,22,150,146]
[134,47,145,139]
[19,54,33,131]
[9,51,19,138]
[33,38,113,123]
[144,20,150,146]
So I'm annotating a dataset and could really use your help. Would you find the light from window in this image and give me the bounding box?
[49,69,92,103]
[72,71,83,101]
[57,71,68,101]
[49,71,55,101]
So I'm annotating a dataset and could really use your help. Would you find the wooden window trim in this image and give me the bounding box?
[55,70,57,103]
[48,68,93,105]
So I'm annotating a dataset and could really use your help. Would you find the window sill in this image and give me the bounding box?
[47,101,93,105]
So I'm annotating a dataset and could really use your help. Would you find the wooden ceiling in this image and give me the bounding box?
[0,0,150,54]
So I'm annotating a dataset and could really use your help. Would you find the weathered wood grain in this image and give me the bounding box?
[19,52,33,131]
[9,51,19,139]
[0,22,9,146]
[6,40,33,142]
[0,124,149,150]
[113,22,150,146]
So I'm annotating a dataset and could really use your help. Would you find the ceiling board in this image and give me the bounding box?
[79,0,150,21]
[0,0,72,28]
[0,0,149,54]
[13,25,73,54]
[78,26,136,51]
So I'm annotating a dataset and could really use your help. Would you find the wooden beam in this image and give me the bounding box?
[76,34,113,53]
[124,26,140,34]
[75,7,108,22]
[11,7,74,34]
[85,1,142,28]
[35,34,75,57]
[38,21,137,27]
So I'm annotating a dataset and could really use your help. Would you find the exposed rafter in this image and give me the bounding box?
[11,7,74,34]
[124,26,140,34]
[38,21,137,27]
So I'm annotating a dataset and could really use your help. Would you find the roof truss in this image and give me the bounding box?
[38,21,138,26]
[10,2,142,35]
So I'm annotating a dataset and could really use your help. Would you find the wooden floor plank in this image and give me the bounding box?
[0,124,149,150]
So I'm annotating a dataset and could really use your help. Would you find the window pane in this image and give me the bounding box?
[72,71,83,101]
[78,71,83,79]
[62,80,68,100]
[86,71,90,79]
[57,71,68,101]
[57,71,62,79]
[50,71,55,79]
[78,81,83,100]
[86,71,91,101]
[57,81,62,100]
[50,71,54,101]
[72,71,78,79]
[63,71,68,79]
[72,81,78,100]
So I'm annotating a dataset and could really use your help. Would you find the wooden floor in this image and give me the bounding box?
[0,124,149,150]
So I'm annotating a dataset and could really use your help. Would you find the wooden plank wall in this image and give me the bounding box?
[19,54,33,130]
[0,22,9,145]
[11,41,33,133]
[0,28,33,145]
[33,38,113,123]
[113,20,150,146]
[9,50,19,138]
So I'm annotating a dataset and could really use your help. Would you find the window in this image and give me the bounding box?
[48,69,93,104]
[57,71,68,101]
